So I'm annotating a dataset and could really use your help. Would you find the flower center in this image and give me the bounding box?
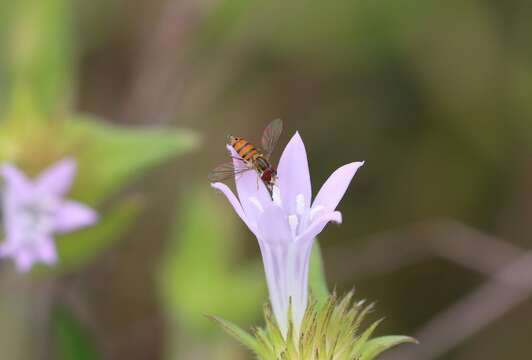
[288,193,308,238]
[15,195,57,243]
[288,215,299,238]
[250,191,309,239]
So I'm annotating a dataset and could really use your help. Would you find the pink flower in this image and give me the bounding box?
[211,132,364,337]
[0,158,98,272]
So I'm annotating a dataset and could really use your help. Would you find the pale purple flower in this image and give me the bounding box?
[0,158,98,272]
[211,132,364,337]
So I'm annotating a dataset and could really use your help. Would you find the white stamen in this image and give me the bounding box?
[296,194,305,215]
[310,205,324,221]
[288,215,299,238]
[272,186,282,207]
[248,197,264,212]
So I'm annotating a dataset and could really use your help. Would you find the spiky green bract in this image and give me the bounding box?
[211,292,416,360]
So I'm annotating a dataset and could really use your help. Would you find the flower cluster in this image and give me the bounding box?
[212,132,364,337]
[0,158,98,272]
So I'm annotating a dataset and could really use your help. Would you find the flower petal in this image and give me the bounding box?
[211,182,256,235]
[1,163,32,194]
[36,158,77,195]
[0,238,16,257]
[277,132,311,216]
[257,205,293,245]
[312,161,364,213]
[35,237,58,265]
[0,236,58,271]
[257,240,286,335]
[14,249,35,273]
[291,241,313,335]
[228,145,272,224]
[54,201,98,233]
[297,211,342,243]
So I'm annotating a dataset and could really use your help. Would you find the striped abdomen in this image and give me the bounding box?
[229,135,277,190]
[231,137,260,162]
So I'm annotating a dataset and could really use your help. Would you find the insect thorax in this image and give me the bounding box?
[254,156,270,172]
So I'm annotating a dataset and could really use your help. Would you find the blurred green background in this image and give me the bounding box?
[1,0,531,359]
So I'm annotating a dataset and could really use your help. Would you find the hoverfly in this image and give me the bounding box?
[208,119,283,193]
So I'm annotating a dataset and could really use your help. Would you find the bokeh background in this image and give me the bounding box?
[1,0,531,359]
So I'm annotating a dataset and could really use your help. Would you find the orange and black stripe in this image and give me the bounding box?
[233,138,259,161]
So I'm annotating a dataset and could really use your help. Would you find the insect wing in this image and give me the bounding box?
[208,162,250,182]
[261,119,283,158]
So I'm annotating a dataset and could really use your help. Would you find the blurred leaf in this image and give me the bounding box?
[207,0,434,68]
[0,116,198,202]
[201,0,259,43]
[1,0,74,117]
[160,189,265,335]
[359,336,418,360]
[63,116,198,203]
[54,195,142,272]
[309,240,329,305]
[52,305,99,360]
[0,115,197,273]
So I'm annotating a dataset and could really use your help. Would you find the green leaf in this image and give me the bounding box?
[0,116,198,204]
[238,292,414,360]
[351,319,383,357]
[52,305,99,360]
[207,315,262,356]
[309,240,329,305]
[360,335,418,360]
[54,195,142,272]
[62,116,198,203]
